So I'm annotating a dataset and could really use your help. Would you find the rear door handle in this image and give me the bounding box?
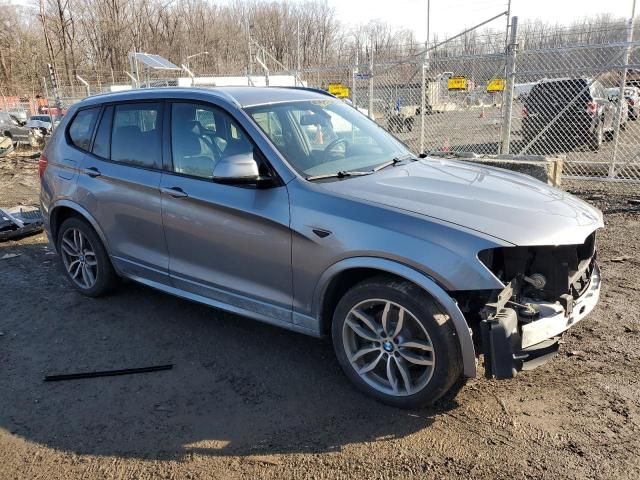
[160,186,189,198]
[83,167,101,178]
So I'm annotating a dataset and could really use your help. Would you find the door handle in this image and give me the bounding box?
[160,186,189,198]
[83,167,101,178]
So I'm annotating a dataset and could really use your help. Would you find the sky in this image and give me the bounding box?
[329,0,635,40]
[9,0,635,40]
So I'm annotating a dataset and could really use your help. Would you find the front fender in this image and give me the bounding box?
[313,257,477,377]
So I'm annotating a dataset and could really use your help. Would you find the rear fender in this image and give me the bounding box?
[48,200,113,259]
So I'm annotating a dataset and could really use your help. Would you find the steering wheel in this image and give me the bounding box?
[323,137,349,161]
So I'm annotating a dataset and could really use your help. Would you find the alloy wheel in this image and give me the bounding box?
[60,228,98,289]
[342,299,435,397]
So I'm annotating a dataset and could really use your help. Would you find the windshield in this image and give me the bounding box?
[245,99,412,178]
[30,116,51,122]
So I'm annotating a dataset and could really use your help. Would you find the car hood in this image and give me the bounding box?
[318,158,603,246]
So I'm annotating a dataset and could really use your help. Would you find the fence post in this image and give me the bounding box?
[352,45,359,109]
[420,41,427,154]
[368,39,374,120]
[499,16,518,155]
[609,0,636,179]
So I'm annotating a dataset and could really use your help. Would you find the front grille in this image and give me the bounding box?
[479,231,598,303]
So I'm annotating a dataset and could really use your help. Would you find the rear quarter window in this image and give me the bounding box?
[68,108,100,151]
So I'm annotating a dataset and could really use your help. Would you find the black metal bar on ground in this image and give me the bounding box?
[44,364,174,382]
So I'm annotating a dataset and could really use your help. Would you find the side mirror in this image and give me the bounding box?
[212,153,277,188]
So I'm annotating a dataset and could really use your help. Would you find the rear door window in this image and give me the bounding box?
[68,108,100,151]
[110,103,162,168]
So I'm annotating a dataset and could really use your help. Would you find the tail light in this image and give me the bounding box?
[522,105,528,118]
[38,154,48,178]
[629,98,635,106]
[586,101,598,115]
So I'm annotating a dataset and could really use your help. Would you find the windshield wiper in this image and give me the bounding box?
[372,155,417,172]
[306,170,373,181]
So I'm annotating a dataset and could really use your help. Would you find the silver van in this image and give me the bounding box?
[40,87,602,407]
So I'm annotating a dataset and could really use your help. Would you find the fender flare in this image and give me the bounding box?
[49,200,113,257]
[313,257,477,377]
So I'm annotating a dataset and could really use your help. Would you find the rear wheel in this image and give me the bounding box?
[332,276,463,408]
[57,217,118,297]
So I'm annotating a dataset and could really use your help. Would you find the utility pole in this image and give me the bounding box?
[296,19,301,86]
[499,16,518,155]
[47,63,62,126]
[247,19,253,75]
[425,0,430,68]
[610,0,637,178]
[504,0,512,54]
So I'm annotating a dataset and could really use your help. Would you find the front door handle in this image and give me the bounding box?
[83,167,101,178]
[160,186,189,198]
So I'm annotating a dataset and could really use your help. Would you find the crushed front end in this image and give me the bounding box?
[477,231,600,379]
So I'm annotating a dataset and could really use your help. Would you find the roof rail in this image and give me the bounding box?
[280,86,336,98]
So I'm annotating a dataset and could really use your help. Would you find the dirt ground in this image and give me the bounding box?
[1,149,640,479]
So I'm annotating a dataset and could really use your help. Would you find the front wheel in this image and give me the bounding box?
[332,276,463,408]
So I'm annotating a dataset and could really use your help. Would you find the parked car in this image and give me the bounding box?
[0,111,31,145]
[606,88,631,126]
[609,86,640,120]
[26,114,54,133]
[522,78,616,150]
[40,87,603,408]
[625,86,640,120]
[8,108,28,124]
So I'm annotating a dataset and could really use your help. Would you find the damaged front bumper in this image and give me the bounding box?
[481,260,601,379]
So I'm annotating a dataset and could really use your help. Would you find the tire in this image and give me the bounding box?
[590,122,603,151]
[57,217,118,297]
[331,276,463,409]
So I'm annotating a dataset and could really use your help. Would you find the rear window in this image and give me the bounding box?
[68,108,100,151]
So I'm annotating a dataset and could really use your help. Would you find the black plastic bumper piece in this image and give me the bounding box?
[481,307,521,379]
[482,307,562,379]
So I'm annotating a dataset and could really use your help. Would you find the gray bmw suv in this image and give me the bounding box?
[40,87,602,408]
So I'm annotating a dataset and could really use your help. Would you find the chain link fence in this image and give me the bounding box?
[293,37,640,194]
[35,26,640,195]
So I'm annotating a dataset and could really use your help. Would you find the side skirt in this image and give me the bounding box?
[123,273,322,338]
